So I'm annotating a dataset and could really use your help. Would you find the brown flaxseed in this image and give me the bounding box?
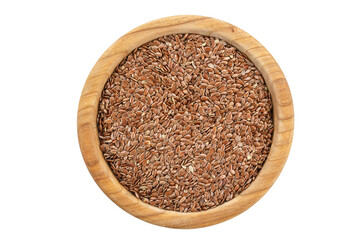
[97,34,273,212]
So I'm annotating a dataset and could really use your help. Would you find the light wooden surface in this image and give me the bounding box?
[77,15,294,228]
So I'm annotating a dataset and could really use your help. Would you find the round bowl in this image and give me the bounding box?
[77,15,294,228]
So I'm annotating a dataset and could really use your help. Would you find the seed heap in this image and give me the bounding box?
[97,34,273,212]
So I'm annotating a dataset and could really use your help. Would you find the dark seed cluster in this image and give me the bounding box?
[97,34,273,212]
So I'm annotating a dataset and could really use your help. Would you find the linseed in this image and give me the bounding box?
[97,34,273,212]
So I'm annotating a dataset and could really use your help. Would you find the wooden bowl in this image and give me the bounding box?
[77,15,294,228]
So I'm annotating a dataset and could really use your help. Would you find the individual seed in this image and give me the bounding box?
[179,196,187,203]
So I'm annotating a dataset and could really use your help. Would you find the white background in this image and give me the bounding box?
[1,0,359,239]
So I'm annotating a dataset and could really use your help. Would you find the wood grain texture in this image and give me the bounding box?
[77,15,294,228]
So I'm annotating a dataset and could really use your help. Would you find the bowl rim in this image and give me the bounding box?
[77,15,294,229]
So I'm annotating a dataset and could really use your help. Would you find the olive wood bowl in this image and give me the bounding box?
[77,15,294,228]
